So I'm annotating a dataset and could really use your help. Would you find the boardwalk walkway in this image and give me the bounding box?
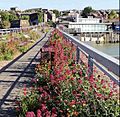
[0,32,50,117]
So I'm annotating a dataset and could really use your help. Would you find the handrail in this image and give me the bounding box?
[0,25,41,34]
[58,28,120,86]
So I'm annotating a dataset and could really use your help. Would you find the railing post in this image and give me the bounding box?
[88,55,93,77]
[76,46,80,64]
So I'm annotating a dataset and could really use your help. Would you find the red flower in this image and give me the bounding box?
[102,85,106,89]
[109,91,113,97]
[101,79,105,84]
[66,69,71,75]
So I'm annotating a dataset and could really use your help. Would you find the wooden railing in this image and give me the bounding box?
[58,28,120,86]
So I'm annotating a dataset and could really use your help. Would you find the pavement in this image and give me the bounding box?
[0,31,51,117]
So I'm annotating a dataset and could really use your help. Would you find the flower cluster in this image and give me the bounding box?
[15,29,119,117]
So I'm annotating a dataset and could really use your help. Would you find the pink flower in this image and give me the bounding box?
[26,111,35,117]
[37,110,42,117]
[79,70,82,75]
[41,104,47,111]
[50,74,54,80]
[31,78,37,83]
[78,79,82,84]
[38,87,43,92]
[45,110,51,117]
[101,79,105,84]
[69,100,76,106]
[66,69,71,75]
[52,107,57,114]
[51,107,57,117]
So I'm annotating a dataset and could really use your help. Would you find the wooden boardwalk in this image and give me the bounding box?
[0,32,50,117]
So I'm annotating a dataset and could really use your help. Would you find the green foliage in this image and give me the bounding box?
[47,20,54,27]
[0,11,9,21]
[21,15,29,20]
[38,12,43,23]
[0,27,42,61]
[81,6,93,17]
[16,29,119,117]
[108,10,118,19]
[0,42,14,60]
[0,11,18,28]
[9,12,18,22]
[0,20,10,29]
[53,9,60,18]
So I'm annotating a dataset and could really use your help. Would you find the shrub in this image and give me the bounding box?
[16,29,119,117]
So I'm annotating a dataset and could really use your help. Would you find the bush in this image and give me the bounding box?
[16,29,119,117]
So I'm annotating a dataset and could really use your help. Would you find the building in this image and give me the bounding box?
[75,15,101,23]
[29,13,39,25]
[68,22,108,32]
[44,14,47,22]
[10,19,29,28]
[68,16,109,32]
[52,13,56,22]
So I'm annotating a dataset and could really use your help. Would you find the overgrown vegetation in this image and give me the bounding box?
[15,29,119,117]
[0,28,41,61]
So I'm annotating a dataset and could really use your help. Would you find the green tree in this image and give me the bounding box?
[0,20,10,28]
[53,9,60,18]
[0,11,9,21]
[81,6,93,17]
[0,11,10,28]
[9,13,18,22]
[21,15,29,20]
[108,10,118,19]
[38,12,43,23]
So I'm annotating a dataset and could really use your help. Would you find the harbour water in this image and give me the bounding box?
[84,42,119,59]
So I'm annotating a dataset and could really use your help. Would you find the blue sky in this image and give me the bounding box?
[0,0,119,10]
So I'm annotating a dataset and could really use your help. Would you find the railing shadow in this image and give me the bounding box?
[0,33,47,116]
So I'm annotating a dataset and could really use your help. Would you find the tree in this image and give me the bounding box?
[21,15,29,20]
[0,11,10,28]
[9,13,18,22]
[0,20,10,29]
[53,9,60,18]
[38,12,43,23]
[81,6,93,17]
[0,11,9,21]
[108,10,118,19]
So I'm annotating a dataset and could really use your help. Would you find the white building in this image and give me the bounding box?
[44,14,47,22]
[52,13,56,22]
[68,22,108,32]
[75,14,101,23]
[68,15,108,32]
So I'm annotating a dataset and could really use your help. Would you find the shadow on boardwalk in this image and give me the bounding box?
[0,33,48,117]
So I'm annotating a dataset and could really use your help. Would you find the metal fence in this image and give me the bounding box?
[0,25,40,35]
[58,28,120,86]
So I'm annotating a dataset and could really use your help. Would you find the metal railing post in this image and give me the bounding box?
[88,55,93,77]
[76,47,80,64]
